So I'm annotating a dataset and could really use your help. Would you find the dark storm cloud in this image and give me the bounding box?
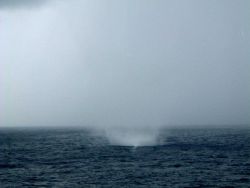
[0,0,48,9]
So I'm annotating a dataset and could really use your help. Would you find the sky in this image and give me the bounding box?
[0,0,249,128]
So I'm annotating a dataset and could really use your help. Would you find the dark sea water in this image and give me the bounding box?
[0,127,250,188]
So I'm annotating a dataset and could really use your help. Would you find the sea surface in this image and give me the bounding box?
[0,127,250,187]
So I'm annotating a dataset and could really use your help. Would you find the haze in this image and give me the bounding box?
[1,0,249,129]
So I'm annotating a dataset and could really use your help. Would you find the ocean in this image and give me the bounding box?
[0,127,250,187]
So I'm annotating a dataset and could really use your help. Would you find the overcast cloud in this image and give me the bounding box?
[0,0,49,9]
[0,0,249,128]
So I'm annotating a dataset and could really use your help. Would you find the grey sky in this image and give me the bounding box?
[0,0,49,9]
[0,0,249,128]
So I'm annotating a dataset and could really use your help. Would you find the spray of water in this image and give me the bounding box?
[104,127,163,147]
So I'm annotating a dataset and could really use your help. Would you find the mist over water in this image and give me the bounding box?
[104,127,163,147]
[1,127,250,187]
